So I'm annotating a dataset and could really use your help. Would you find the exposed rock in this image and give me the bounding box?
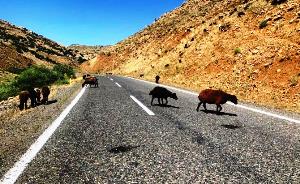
[252,49,259,54]
[264,62,273,68]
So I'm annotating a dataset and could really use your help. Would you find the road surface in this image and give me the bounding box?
[2,75,300,183]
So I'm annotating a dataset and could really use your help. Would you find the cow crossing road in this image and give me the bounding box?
[1,75,300,183]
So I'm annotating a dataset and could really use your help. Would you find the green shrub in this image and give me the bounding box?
[12,66,58,90]
[0,83,18,101]
[290,76,298,86]
[234,48,241,54]
[53,64,75,79]
[259,20,268,29]
[55,78,69,85]
[7,67,26,74]
[77,57,86,64]
[0,65,75,101]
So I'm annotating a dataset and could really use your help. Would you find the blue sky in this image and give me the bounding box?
[0,0,185,46]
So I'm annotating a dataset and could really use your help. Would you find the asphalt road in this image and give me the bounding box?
[3,75,300,183]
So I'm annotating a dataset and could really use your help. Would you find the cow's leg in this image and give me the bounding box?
[30,97,36,107]
[216,104,222,113]
[151,97,154,106]
[196,101,202,112]
[45,96,49,105]
[158,98,161,105]
[165,98,168,105]
[203,103,207,111]
[24,101,28,110]
[19,102,24,110]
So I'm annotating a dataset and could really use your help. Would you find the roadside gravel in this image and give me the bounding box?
[0,82,81,177]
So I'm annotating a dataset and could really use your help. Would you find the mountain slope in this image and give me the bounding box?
[0,19,81,71]
[0,42,34,71]
[68,44,110,61]
[82,0,300,112]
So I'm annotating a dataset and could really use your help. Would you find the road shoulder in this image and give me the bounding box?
[0,81,82,177]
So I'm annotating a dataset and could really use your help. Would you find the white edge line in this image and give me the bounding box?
[228,102,300,124]
[110,78,113,81]
[115,82,122,88]
[0,87,87,184]
[130,95,155,116]
[125,76,300,124]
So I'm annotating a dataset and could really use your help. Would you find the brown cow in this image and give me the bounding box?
[18,91,30,110]
[149,86,178,105]
[27,87,37,107]
[82,76,98,88]
[41,86,50,104]
[36,88,41,103]
[83,74,91,80]
[18,87,41,110]
[196,89,238,112]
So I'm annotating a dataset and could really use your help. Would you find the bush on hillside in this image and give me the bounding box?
[77,56,86,63]
[219,23,231,32]
[7,67,26,74]
[0,64,76,101]
[271,0,287,5]
[259,20,268,29]
[290,76,298,86]
[53,64,75,79]
[234,47,241,54]
[0,83,18,101]
[12,66,58,90]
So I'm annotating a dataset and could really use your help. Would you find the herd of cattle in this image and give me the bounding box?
[149,86,238,112]
[81,74,238,113]
[149,75,238,112]
[18,74,238,113]
[19,86,50,110]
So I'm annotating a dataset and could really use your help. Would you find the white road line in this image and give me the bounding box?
[110,78,113,81]
[115,82,122,88]
[0,87,87,184]
[124,76,300,124]
[130,95,155,116]
[228,102,300,124]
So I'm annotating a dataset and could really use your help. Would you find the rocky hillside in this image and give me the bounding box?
[68,44,110,61]
[0,19,84,72]
[0,42,33,71]
[82,0,300,112]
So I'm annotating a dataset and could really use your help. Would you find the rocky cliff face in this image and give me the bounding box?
[82,0,300,112]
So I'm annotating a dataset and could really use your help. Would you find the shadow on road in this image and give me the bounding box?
[36,99,58,106]
[221,124,241,129]
[200,110,237,116]
[108,145,140,154]
[47,99,58,105]
[153,104,180,109]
